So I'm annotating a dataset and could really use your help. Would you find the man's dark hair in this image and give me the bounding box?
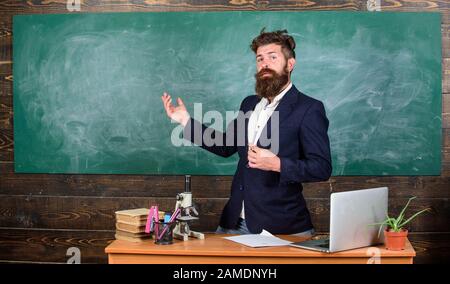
[250,28,296,59]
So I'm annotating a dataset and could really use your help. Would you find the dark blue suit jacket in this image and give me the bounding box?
[183,85,332,234]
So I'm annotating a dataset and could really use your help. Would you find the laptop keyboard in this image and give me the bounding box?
[317,240,330,248]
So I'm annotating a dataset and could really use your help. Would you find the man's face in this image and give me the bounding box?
[255,43,294,77]
[254,44,295,100]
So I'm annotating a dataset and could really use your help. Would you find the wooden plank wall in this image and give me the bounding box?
[0,0,448,264]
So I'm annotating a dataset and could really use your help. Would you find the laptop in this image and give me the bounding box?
[290,187,388,253]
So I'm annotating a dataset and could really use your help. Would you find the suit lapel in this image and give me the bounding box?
[244,96,261,147]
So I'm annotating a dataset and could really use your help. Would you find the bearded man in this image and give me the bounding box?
[161,29,332,236]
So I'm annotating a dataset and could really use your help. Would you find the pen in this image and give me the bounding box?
[154,205,159,238]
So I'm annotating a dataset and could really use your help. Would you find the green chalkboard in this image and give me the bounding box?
[13,11,442,175]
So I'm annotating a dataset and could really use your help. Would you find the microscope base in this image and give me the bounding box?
[173,222,205,241]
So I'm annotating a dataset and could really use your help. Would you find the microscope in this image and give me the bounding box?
[173,175,205,241]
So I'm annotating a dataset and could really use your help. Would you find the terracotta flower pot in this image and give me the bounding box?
[384,229,408,250]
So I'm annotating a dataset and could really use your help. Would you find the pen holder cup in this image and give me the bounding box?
[154,221,176,245]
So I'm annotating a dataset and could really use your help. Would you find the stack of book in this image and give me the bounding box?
[115,208,164,242]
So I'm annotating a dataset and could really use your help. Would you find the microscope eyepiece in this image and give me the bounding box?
[185,175,191,193]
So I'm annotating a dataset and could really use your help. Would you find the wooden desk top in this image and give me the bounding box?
[105,234,415,263]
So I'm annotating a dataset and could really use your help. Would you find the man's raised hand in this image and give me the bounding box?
[161,92,190,127]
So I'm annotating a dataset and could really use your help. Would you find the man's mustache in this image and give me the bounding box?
[257,68,277,78]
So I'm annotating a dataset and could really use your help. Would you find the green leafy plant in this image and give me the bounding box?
[372,196,431,237]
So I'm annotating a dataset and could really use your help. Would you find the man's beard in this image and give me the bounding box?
[254,66,289,100]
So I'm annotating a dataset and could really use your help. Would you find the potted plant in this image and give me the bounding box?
[373,196,430,251]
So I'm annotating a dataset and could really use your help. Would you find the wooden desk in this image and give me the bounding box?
[105,234,416,264]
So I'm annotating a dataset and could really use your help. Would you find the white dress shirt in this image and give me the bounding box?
[240,82,293,219]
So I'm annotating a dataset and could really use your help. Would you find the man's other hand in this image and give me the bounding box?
[247,144,281,172]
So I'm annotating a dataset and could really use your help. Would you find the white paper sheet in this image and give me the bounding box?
[223,229,293,248]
